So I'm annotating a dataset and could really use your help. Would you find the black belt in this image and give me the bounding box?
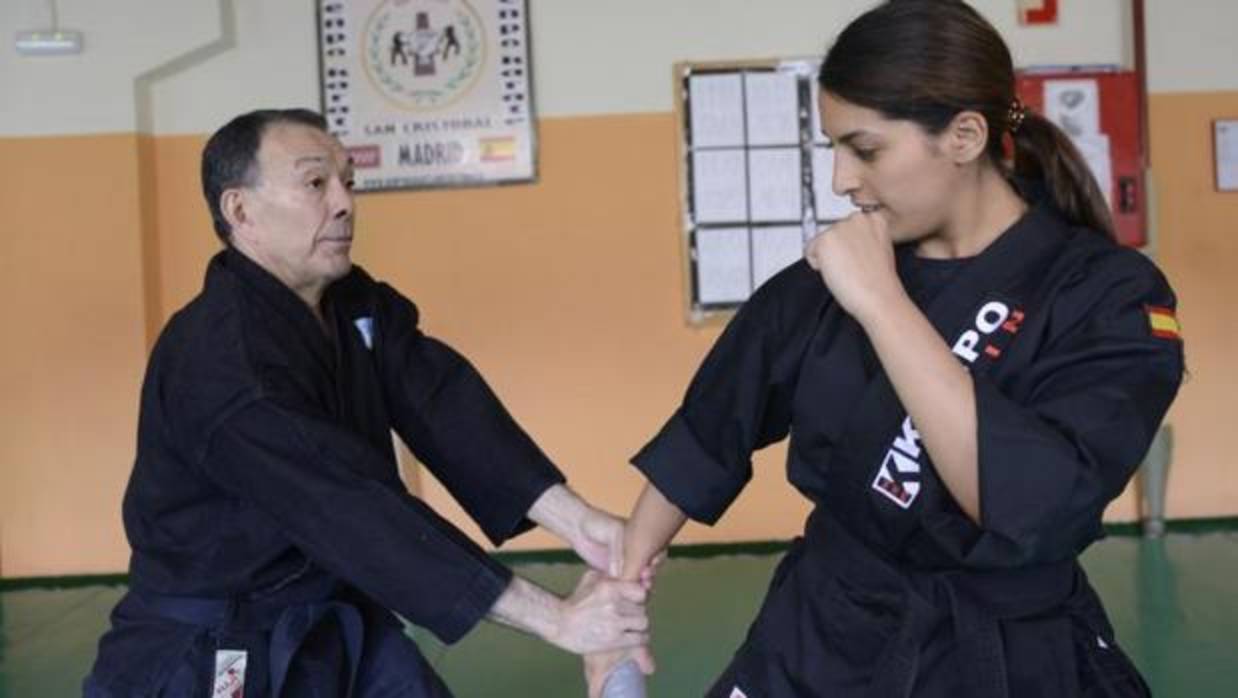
[127,574,366,697]
[805,510,1077,698]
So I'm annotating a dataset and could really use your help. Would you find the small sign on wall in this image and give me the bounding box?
[1018,0,1059,26]
[1216,119,1238,192]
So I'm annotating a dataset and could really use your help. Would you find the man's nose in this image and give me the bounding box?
[329,178,353,219]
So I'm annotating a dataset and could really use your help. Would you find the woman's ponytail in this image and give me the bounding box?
[1010,110,1115,239]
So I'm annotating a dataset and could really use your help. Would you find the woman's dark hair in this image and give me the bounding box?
[818,0,1113,238]
[200,108,330,244]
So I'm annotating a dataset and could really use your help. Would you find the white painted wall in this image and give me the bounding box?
[146,0,322,136]
[1146,1,1238,93]
[530,0,1130,117]
[0,1,1233,135]
[0,0,220,135]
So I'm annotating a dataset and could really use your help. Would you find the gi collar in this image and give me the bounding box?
[213,246,341,371]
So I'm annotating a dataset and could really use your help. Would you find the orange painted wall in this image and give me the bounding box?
[0,135,148,576]
[1,96,1235,577]
[1150,93,1238,518]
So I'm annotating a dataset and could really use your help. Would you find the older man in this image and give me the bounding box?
[84,109,647,697]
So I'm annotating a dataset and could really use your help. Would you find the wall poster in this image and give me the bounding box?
[318,0,536,191]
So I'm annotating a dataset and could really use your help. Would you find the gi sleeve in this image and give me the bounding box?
[965,250,1185,566]
[632,262,827,524]
[201,398,512,644]
[372,283,566,547]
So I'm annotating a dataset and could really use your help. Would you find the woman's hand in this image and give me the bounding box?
[804,209,904,324]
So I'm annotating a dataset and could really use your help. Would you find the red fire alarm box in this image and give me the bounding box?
[1016,69,1145,248]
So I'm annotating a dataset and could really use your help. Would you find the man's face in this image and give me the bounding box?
[231,122,356,299]
[818,90,962,243]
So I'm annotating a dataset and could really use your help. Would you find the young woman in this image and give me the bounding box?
[589,1,1183,696]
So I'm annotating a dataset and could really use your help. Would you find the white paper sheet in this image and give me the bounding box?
[696,227,751,304]
[689,74,746,147]
[1216,120,1238,191]
[1072,133,1113,208]
[692,149,748,223]
[1044,79,1101,137]
[748,148,803,222]
[811,147,857,221]
[745,72,801,146]
[752,226,805,290]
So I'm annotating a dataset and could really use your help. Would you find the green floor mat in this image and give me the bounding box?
[3,533,1237,696]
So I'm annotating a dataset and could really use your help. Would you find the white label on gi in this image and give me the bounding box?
[212,649,247,698]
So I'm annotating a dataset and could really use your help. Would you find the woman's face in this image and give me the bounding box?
[818,90,965,243]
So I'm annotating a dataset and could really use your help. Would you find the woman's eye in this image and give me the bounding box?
[853,147,877,162]
[308,177,325,189]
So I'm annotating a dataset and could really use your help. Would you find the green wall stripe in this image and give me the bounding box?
[4,517,1236,591]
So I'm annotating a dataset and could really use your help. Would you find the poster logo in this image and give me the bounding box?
[364,0,485,111]
[872,297,1026,510]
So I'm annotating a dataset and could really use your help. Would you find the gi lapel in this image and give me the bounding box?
[223,248,339,380]
[823,206,1070,539]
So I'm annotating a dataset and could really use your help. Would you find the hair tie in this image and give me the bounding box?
[1007,98,1027,134]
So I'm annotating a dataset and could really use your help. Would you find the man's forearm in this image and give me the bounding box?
[528,482,625,574]
[526,483,589,543]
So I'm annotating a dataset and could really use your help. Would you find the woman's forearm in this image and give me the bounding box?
[620,482,687,580]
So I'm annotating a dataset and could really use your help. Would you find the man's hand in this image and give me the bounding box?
[529,484,653,580]
[549,570,650,655]
[576,509,668,591]
[574,507,625,576]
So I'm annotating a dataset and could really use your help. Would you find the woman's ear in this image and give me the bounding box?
[944,110,990,165]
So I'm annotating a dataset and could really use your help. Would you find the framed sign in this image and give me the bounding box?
[318,0,537,191]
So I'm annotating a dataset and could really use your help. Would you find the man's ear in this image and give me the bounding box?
[944,110,989,165]
[221,189,248,236]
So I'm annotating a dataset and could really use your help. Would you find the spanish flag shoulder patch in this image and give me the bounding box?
[1146,305,1181,340]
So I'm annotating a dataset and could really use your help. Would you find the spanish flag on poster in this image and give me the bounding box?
[480,137,517,163]
[1147,306,1182,340]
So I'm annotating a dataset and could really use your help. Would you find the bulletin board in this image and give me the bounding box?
[675,59,855,323]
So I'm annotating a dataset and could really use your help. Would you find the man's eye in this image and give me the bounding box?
[854,148,877,162]
[308,177,325,189]
[344,178,356,190]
